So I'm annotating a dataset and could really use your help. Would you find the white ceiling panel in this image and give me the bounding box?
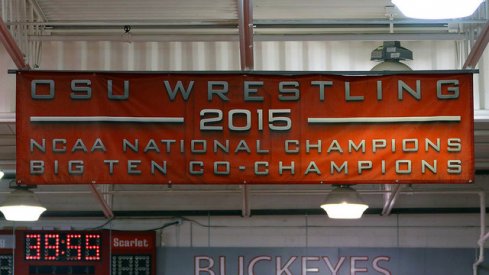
[33,0,400,22]
[36,0,238,21]
[254,0,398,20]
[0,125,13,135]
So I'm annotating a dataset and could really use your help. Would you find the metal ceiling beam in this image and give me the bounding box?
[464,20,489,69]
[30,187,480,196]
[241,184,251,217]
[381,184,403,216]
[0,113,15,123]
[0,16,29,69]
[254,19,487,25]
[238,0,254,70]
[255,33,465,41]
[88,184,114,219]
[6,18,486,27]
[6,20,238,27]
[30,34,238,42]
[473,192,486,274]
[27,0,47,22]
[38,207,489,218]
[28,33,465,42]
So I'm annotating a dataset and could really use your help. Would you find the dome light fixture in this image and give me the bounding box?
[0,188,46,221]
[371,41,412,71]
[321,185,369,219]
[392,0,484,19]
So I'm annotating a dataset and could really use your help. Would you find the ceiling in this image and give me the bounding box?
[3,0,485,41]
[28,0,396,21]
[0,0,488,219]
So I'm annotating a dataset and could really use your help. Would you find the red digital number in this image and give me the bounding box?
[85,234,101,261]
[25,234,41,260]
[66,234,82,261]
[44,234,60,260]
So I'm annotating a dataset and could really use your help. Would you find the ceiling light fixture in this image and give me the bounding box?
[392,0,484,19]
[0,187,46,221]
[371,41,413,71]
[320,185,369,219]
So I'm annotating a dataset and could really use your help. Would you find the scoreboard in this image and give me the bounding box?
[24,232,103,261]
[110,231,156,275]
[0,230,156,275]
[0,231,13,275]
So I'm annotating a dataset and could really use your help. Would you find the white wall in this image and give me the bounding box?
[2,39,487,113]
[0,43,16,113]
[37,40,458,71]
[0,213,484,248]
[158,214,483,248]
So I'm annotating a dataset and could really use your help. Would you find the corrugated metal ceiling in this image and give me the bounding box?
[254,0,397,20]
[36,0,238,21]
[32,0,402,23]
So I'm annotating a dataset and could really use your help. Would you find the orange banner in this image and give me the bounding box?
[16,71,474,184]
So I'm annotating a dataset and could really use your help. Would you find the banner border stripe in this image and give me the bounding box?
[30,116,185,123]
[307,116,461,124]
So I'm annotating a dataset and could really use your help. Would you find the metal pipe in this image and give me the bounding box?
[9,68,475,75]
[478,231,489,246]
[29,34,239,42]
[0,15,28,68]
[464,19,489,69]
[241,184,250,217]
[486,0,489,20]
[473,191,486,275]
[27,32,465,42]
[255,33,465,42]
[252,189,483,195]
[0,191,92,195]
[0,187,481,197]
[90,188,485,196]
[26,0,46,22]
[102,184,113,209]
[381,184,403,216]
[254,18,487,25]
[382,185,393,213]
[47,189,467,198]
[5,18,487,27]
[1,0,6,20]
[237,0,254,70]
[88,184,114,219]
[7,20,238,27]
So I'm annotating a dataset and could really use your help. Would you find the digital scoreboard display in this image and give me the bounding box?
[24,232,101,261]
[0,232,14,275]
[112,255,151,275]
[12,230,156,275]
[0,255,13,275]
